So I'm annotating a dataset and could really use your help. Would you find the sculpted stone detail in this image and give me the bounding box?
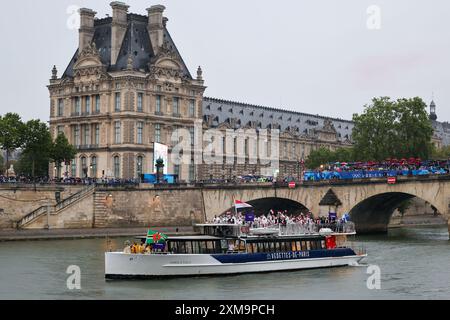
[322,119,337,133]
[73,42,107,78]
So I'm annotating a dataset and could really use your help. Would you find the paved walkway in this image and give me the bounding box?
[0,226,196,242]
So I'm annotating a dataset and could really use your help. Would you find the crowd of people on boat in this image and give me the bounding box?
[122,240,166,255]
[210,210,349,229]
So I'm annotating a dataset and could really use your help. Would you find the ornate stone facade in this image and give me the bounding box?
[48,3,205,181]
[48,2,354,182]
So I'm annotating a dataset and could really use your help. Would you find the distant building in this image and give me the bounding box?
[429,100,450,149]
[1,149,22,162]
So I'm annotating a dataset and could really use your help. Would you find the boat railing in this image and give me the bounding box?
[278,222,356,236]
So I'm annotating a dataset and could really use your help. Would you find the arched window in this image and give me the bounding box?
[81,157,87,178]
[91,157,97,178]
[71,159,77,177]
[114,156,120,178]
[137,156,143,179]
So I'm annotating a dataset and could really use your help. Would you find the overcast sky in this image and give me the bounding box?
[1,0,449,122]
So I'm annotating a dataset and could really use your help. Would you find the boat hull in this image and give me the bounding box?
[105,249,366,279]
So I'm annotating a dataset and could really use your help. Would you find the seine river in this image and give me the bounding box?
[0,226,449,300]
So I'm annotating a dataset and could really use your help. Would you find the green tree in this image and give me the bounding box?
[305,147,355,169]
[395,98,434,159]
[352,97,433,161]
[51,134,77,178]
[305,147,334,169]
[431,145,450,160]
[20,120,53,178]
[0,113,25,175]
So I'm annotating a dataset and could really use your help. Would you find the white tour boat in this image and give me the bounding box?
[105,222,367,279]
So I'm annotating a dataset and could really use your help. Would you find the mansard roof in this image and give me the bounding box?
[62,15,192,79]
[202,97,354,142]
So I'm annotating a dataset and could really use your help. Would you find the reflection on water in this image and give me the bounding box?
[0,226,448,300]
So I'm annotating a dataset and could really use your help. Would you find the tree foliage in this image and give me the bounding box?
[0,113,25,172]
[431,145,450,160]
[305,147,355,169]
[19,120,53,177]
[352,97,433,161]
[51,134,77,169]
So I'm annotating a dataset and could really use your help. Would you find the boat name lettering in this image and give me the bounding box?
[169,261,192,265]
[266,251,310,260]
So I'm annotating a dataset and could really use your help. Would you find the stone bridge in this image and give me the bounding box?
[1,175,449,235]
[201,176,450,234]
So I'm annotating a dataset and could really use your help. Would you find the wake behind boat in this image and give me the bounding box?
[105,204,367,279]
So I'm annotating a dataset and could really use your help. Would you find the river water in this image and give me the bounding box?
[0,226,449,300]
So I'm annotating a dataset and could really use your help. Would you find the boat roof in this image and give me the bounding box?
[168,235,223,241]
[196,224,239,227]
[134,235,223,241]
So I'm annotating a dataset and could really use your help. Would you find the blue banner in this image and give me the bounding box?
[245,213,255,222]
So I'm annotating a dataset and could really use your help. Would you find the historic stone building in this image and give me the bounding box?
[199,97,353,180]
[50,3,446,182]
[48,2,354,182]
[48,3,206,181]
[429,100,450,149]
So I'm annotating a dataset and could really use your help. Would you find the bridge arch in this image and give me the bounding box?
[218,197,311,217]
[349,192,445,234]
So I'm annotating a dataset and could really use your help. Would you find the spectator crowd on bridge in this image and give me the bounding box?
[304,158,450,182]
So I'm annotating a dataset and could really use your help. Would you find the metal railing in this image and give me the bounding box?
[267,222,356,236]
[55,185,95,211]
[18,206,49,227]
[17,185,95,229]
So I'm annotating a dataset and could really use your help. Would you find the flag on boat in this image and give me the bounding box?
[234,200,253,209]
[146,230,168,245]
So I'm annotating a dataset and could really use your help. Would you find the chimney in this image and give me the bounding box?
[79,8,96,52]
[110,1,129,65]
[147,5,166,55]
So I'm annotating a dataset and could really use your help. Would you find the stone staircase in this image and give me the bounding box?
[93,191,109,228]
[17,185,96,229]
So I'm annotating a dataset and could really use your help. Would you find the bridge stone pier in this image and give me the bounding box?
[202,176,450,234]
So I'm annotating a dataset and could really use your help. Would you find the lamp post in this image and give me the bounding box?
[155,157,164,184]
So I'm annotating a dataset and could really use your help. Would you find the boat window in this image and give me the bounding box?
[321,240,326,250]
[311,240,321,250]
[306,241,311,251]
[273,242,279,251]
[261,242,267,253]
[201,241,207,253]
[317,240,323,250]
[268,241,275,252]
[220,240,228,252]
[189,241,196,254]
[257,242,264,253]
[247,243,253,253]
[238,241,246,253]
[291,242,297,251]
[296,241,302,251]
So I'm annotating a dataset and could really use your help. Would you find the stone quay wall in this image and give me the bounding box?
[0,185,84,229]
